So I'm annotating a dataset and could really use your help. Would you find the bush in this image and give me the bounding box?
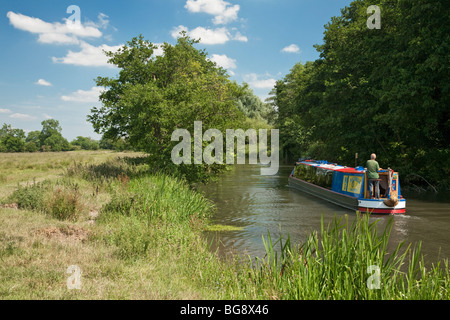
[9,181,48,210]
[46,186,83,221]
[8,180,84,221]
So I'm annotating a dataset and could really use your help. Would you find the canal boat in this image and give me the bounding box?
[288,159,406,214]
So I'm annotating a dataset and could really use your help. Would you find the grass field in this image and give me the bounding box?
[0,151,448,300]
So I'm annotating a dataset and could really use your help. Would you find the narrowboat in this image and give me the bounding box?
[288,159,406,215]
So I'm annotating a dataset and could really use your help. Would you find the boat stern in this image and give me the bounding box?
[358,198,406,215]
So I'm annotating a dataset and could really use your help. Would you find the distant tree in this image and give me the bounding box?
[0,123,26,152]
[39,119,62,145]
[25,130,41,152]
[235,84,275,124]
[99,136,115,150]
[71,136,100,150]
[24,141,39,152]
[39,119,71,152]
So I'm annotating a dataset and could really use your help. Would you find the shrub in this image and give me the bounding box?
[8,180,84,221]
[46,186,83,221]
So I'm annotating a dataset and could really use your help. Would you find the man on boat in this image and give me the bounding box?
[366,153,382,199]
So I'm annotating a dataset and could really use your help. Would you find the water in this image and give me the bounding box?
[198,164,450,263]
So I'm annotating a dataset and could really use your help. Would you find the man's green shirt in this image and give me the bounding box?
[366,160,380,179]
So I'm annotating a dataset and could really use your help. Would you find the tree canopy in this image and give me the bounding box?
[274,0,449,186]
[88,34,247,181]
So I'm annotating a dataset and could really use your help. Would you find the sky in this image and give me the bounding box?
[0,0,352,140]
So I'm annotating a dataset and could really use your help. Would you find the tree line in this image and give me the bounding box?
[0,119,129,152]
[272,0,449,187]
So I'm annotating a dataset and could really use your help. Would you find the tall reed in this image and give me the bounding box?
[250,214,449,300]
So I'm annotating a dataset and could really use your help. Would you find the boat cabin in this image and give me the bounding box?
[292,160,401,201]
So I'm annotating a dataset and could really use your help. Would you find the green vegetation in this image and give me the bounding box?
[1,0,448,300]
[273,0,449,188]
[204,224,244,232]
[88,34,273,183]
[1,151,448,299]
[0,120,131,153]
[254,214,449,299]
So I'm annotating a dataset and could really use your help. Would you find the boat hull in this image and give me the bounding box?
[288,175,405,215]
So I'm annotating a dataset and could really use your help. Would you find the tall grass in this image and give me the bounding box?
[249,214,449,300]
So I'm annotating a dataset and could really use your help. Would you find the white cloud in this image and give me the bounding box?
[171,25,189,39]
[7,11,102,45]
[52,41,122,67]
[189,26,230,45]
[171,25,247,45]
[210,54,236,72]
[0,108,12,113]
[185,0,240,25]
[9,113,36,120]
[43,113,53,119]
[61,86,104,103]
[153,43,164,57]
[232,31,248,42]
[244,73,276,89]
[281,44,301,54]
[35,79,52,87]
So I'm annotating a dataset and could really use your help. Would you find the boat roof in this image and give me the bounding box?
[297,159,367,174]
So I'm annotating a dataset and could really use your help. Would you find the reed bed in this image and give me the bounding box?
[248,214,449,300]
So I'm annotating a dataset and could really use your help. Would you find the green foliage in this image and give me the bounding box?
[0,124,25,152]
[98,173,214,259]
[40,119,71,151]
[71,136,100,150]
[251,214,449,299]
[0,121,72,153]
[235,84,276,124]
[88,34,245,182]
[46,186,82,221]
[99,136,130,151]
[274,0,449,187]
[8,181,48,211]
[7,180,84,221]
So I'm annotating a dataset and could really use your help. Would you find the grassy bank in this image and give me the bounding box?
[0,151,448,299]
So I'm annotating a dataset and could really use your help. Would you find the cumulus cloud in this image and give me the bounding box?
[210,54,236,75]
[171,25,247,45]
[185,0,240,25]
[9,113,36,120]
[61,86,104,103]
[0,108,12,113]
[281,44,301,54]
[243,73,276,89]
[35,79,52,87]
[7,11,102,45]
[52,41,122,67]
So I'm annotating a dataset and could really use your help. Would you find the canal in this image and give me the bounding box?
[199,164,450,263]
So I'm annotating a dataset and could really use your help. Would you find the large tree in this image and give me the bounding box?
[274,0,449,186]
[88,34,245,181]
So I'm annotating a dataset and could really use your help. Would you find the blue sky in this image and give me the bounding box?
[0,0,352,140]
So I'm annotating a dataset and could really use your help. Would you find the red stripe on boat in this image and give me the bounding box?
[358,207,405,214]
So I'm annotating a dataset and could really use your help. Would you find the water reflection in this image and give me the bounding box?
[198,164,450,263]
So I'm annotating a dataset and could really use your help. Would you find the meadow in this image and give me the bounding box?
[0,151,448,299]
